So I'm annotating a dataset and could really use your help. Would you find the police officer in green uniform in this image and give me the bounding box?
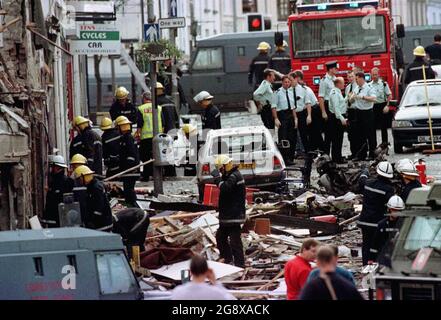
[254,69,276,130]
[369,67,392,145]
[328,77,348,163]
[318,61,338,155]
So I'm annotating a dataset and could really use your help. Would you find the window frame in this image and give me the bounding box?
[191,46,225,72]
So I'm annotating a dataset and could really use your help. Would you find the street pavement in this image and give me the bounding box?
[139,110,441,195]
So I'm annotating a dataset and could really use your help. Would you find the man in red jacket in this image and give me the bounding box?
[284,239,319,300]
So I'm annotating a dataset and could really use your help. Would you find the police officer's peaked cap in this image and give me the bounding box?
[193,91,214,103]
[326,61,338,70]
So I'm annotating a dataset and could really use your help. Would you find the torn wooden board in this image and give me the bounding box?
[150,259,243,281]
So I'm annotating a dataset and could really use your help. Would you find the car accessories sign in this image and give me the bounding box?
[71,25,120,55]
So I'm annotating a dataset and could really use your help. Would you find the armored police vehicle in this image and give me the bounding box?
[0,227,143,300]
[374,184,441,300]
[181,30,289,111]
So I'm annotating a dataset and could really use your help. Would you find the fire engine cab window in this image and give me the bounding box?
[292,16,386,58]
[96,253,138,295]
[193,47,223,70]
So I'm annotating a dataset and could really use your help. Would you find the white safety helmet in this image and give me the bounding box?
[396,159,419,177]
[50,155,67,168]
[193,91,214,103]
[387,195,405,211]
[377,161,394,179]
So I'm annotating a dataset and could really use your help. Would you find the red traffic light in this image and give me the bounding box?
[251,18,261,29]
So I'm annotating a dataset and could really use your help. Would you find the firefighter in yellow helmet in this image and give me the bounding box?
[136,91,163,181]
[69,116,88,157]
[109,86,138,124]
[70,153,87,171]
[210,154,246,268]
[73,165,113,231]
[404,46,435,85]
[116,116,140,207]
[249,42,271,90]
[100,117,121,178]
[74,116,103,176]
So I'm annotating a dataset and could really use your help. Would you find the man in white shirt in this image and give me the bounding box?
[350,72,377,161]
[254,69,276,130]
[272,75,298,164]
[345,70,359,159]
[171,255,236,300]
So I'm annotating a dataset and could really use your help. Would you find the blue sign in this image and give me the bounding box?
[169,0,178,17]
[144,23,159,42]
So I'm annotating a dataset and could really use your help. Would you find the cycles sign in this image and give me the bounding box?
[71,25,120,55]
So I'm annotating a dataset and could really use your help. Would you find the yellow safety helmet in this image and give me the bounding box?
[182,124,197,135]
[100,117,113,130]
[214,154,234,172]
[115,116,132,126]
[413,46,426,57]
[70,154,87,165]
[74,115,89,126]
[73,165,94,179]
[257,41,271,51]
[156,82,165,90]
[115,86,129,100]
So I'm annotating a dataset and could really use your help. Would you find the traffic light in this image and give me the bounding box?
[247,14,263,32]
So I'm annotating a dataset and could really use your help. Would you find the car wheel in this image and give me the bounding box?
[393,141,404,154]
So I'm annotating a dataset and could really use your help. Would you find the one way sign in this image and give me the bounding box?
[144,23,159,42]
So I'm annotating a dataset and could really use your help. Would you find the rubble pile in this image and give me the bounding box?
[129,182,366,300]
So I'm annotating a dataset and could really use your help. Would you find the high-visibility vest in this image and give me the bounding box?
[137,103,163,139]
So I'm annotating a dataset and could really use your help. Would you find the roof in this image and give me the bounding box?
[404,24,441,33]
[0,227,124,254]
[207,126,269,137]
[198,30,289,44]
[408,79,441,86]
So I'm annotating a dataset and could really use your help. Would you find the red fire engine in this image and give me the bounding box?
[288,0,399,98]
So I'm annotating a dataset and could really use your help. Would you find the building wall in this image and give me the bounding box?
[427,0,441,24]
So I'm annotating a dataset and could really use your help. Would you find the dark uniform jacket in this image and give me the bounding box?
[248,53,270,86]
[404,58,435,85]
[217,167,246,226]
[69,134,84,157]
[102,128,121,174]
[202,104,221,131]
[109,100,138,124]
[268,50,291,75]
[119,132,140,177]
[158,94,179,134]
[80,127,103,176]
[358,177,395,228]
[85,178,113,231]
[42,171,74,227]
[400,179,422,202]
[112,208,150,250]
[369,217,401,261]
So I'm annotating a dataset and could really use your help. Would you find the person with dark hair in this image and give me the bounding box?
[306,245,355,285]
[254,69,276,129]
[299,246,363,300]
[370,68,392,144]
[349,72,377,161]
[425,34,441,64]
[290,71,313,156]
[284,238,319,300]
[405,46,436,85]
[171,255,236,300]
[272,75,298,163]
[318,61,338,154]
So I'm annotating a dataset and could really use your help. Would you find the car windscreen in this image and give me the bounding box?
[403,216,441,251]
[292,15,386,58]
[209,133,267,156]
[401,84,441,107]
